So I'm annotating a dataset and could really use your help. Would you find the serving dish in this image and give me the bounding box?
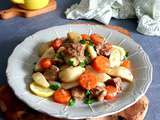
[6,24,152,119]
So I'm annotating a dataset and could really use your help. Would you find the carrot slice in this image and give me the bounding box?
[81,34,90,40]
[51,38,63,50]
[121,60,131,69]
[53,89,71,104]
[90,33,104,45]
[79,71,98,90]
[92,55,109,72]
[105,86,117,100]
[39,58,52,69]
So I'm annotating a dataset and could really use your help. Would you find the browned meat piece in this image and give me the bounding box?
[90,86,107,101]
[43,65,59,82]
[71,86,85,100]
[96,43,112,57]
[63,43,86,61]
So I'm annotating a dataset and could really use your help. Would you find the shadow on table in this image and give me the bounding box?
[0,0,13,10]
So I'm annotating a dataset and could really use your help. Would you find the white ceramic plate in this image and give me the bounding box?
[6,24,153,119]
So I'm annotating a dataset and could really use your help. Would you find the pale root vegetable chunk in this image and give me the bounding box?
[109,49,121,67]
[38,42,50,57]
[67,32,82,43]
[86,66,111,82]
[32,72,50,88]
[112,45,126,60]
[87,45,97,59]
[30,82,54,98]
[105,66,133,82]
[34,47,55,71]
[61,81,79,89]
[68,57,79,66]
[59,66,85,83]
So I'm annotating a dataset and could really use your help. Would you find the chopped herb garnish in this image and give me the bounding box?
[55,53,63,59]
[80,40,86,44]
[88,40,94,46]
[123,52,129,60]
[84,49,90,57]
[79,61,86,67]
[67,60,74,66]
[84,98,95,105]
[68,98,76,106]
[49,83,60,90]
[85,90,91,96]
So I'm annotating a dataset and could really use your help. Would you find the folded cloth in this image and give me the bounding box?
[65,0,160,36]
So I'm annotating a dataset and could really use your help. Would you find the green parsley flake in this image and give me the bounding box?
[80,40,86,44]
[68,98,76,106]
[49,83,60,90]
[67,60,74,66]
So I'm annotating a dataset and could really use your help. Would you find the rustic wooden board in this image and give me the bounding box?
[0,0,56,20]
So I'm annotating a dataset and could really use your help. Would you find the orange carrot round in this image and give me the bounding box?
[53,89,71,104]
[39,58,52,69]
[105,86,117,100]
[79,71,98,90]
[81,34,90,40]
[90,33,104,45]
[121,60,131,69]
[51,38,63,50]
[92,55,109,72]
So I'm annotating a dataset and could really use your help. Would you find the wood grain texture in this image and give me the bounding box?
[0,0,56,20]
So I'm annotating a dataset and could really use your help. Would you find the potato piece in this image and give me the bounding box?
[61,81,79,89]
[30,82,54,98]
[86,66,111,82]
[59,66,85,83]
[67,32,82,43]
[109,49,121,67]
[67,57,79,66]
[38,42,50,57]
[105,66,133,82]
[112,45,126,60]
[87,45,97,59]
[32,72,50,88]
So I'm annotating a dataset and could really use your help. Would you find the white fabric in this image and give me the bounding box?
[65,0,160,36]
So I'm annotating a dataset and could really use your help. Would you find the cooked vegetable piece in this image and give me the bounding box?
[121,60,131,69]
[92,55,109,72]
[53,89,71,104]
[34,47,55,71]
[67,32,82,43]
[87,45,97,59]
[90,33,104,45]
[105,85,117,100]
[79,71,98,90]
[50,82,61,90]
[67,57,79,66]
[112,45,126,60]
[97,82,105,87]
[68,98,76,106]
[61,81,79,89]
[81,34,90,40]
[39,58,52,69]
[105,66,133,82]
[38,42,50,57]
[30,82,54,98]
[80,40,86,44]
[84,98,95,104]
[59,66,85,83]
[86,65,111,82]
[109,49,121,67]
[32,72,49,88]
[51,38,63,50]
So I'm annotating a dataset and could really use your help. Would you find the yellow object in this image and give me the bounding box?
[30,82,54,98]
[11,0,49,10]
